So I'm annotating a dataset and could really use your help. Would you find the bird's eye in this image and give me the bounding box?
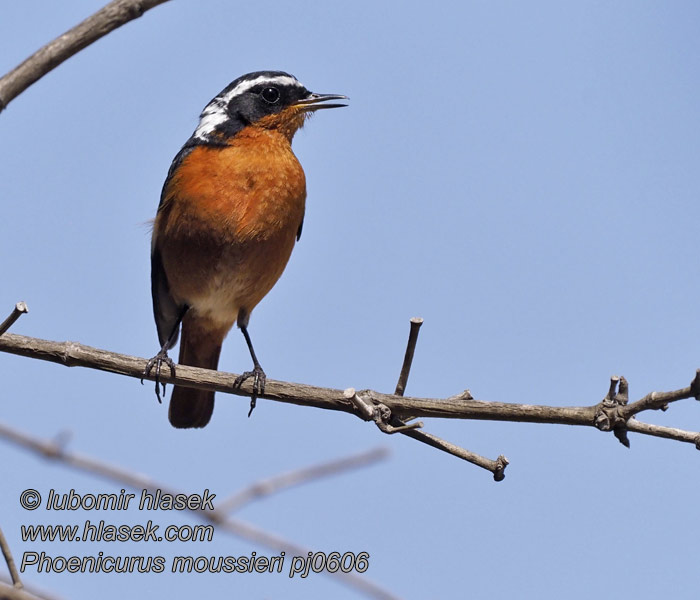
[261,87,280,104]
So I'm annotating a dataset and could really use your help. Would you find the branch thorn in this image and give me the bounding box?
[0,301,29,337]
[690,369,700,401]
[394,317,423,397]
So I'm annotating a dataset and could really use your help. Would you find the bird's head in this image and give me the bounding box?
[192,71,347,143]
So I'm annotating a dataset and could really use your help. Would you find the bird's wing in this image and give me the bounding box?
[150,244,182,349]
[150,146,194,348]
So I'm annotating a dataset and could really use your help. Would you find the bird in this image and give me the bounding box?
[144,70,347,428]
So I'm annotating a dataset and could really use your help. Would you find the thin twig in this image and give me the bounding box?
[344,388,502,476]
[0,0,171,112]
[218,447,389,513]
[0,528,22,589]
[394,317,423,396]
[390,419,509,481]
[625,419,700,448]
[0,303,28,337]
[0,422,400,600]
[621,380,698,419]
[383,318,505,475]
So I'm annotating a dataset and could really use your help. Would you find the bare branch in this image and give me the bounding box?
[0,0,171,112]
[218,447,390,513]
[0,581,46,600]
[0,578,63,600]
[1,329,699,478]
[0,528,22,590]
[0,422,400,600]
[0,332,600,423]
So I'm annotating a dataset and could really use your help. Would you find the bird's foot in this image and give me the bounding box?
[234,365,266,417]
[142,349,176,404]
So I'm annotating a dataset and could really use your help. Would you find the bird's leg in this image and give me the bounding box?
[142,305,188,402]
[234,324,266,417]
[142,345,176,403]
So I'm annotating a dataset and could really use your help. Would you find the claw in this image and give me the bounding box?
[234,365,266,417]
[142,349,176,404]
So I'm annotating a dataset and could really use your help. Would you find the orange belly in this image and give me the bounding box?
[154,129,306,329]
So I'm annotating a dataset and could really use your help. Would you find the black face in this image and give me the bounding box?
[226,78,311,127]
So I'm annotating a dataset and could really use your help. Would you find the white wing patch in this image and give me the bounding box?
[194,74,303,141]
[194,102,229,140]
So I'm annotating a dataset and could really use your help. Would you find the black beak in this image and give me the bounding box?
[295,93,349,111]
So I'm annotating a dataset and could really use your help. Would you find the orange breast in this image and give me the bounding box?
[154,128,306,328]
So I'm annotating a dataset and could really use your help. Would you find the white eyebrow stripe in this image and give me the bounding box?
[221,74,302,104]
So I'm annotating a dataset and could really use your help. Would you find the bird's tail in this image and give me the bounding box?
[168,315,223,429]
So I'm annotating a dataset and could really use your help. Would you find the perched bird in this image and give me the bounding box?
[144,71,347,428]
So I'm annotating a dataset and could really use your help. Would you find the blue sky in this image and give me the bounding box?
[2,1,700,598]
